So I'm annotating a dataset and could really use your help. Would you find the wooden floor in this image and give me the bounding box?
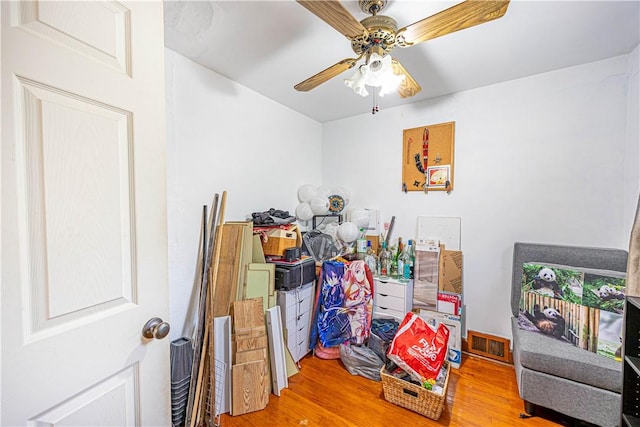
[219,353,586,427]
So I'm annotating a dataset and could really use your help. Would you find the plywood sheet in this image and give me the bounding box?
[213,225,243,317]
[226,221,254,301]
[233,334,268,353]
[232,298,265,330]
[234,347,268,365]
[231,360,269,416]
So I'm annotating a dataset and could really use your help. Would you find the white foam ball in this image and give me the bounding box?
[337,221,359,243]
[349,208,369,229]
[315,185,332,199]
[310,196,329,215]
[322,222,340,241]
[295,202,314,221]
[297,184,316,203]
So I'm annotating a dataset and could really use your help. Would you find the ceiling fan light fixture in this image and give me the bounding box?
[344,52,404,97]
[344,66,369,97]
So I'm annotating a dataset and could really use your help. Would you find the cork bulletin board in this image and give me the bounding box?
[402,121,455,192]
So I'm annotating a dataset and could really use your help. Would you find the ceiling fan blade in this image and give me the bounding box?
[397,0,510,47]
[294,57,360,92]
[297,0,367,39]
[391,59,421,98]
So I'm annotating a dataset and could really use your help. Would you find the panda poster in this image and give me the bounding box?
[521,263,583,303]
[518,292,576,343]
[597,311,623,360]
[519,262,626,360]
[582,271,626,314]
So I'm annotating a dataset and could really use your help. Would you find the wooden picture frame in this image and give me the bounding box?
[402,121,455,192]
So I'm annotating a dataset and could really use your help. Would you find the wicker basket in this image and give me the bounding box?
[380,362,450,420]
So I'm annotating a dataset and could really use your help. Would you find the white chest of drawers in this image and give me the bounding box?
[373,277,413,321]
[277,281,315,363]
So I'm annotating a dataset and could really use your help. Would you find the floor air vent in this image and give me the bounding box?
[465,330,511,363]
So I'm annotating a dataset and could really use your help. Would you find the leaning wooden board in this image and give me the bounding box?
[230,298,270,416]
[231,360,269,415]
[213,224,243,318]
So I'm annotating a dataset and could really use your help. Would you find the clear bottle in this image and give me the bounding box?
[378,241,392,278]
[397,245,411,281]
[389,246,398,277]
[364,240,378,276]
[407,239,415,278]
[391,238,403,279]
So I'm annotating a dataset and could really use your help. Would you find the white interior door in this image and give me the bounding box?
[1,1,170,425]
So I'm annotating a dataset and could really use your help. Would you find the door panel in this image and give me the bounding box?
[1,1,169,425]
[28,366,138,426]
[16,76,135,337]
[12,1,131,75]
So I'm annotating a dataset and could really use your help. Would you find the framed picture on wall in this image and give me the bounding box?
[427,165,450,189]
[402,121,455,192]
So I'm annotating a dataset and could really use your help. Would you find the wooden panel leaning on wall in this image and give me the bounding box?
[220,353,579,427]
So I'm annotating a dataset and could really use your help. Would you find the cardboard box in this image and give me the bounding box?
[418,309,462,369]
[439,248,462,294]
[366,234,380,255]
[260,225,302,256]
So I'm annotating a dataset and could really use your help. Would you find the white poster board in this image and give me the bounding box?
[416,216,461,250]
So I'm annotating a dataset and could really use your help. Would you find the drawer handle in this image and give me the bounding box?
[379,279,388,284]
[379,293,388,297]
[379,306,388,310]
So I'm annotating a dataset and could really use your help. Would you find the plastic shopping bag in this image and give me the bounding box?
[387,312,449,383]
[339,343,384,381]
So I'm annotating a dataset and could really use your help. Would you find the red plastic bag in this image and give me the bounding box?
[387,312,450,382]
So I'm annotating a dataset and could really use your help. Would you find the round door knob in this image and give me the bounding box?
[142,317,170,339]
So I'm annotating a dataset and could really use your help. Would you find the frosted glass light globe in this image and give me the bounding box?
[310,196,329,215]
[337,221,359,243]
[295,202,314,221]
[297,184,316,203]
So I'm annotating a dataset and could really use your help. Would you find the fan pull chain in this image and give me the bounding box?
[371,87,380,114]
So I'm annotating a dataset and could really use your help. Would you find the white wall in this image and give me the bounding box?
[624,45,640,238]
[322,54,637,340]
[165,49,322,339]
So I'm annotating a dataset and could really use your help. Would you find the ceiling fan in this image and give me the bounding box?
[294,0,510,99]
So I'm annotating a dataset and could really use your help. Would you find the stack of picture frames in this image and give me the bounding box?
[518,262,626,360]
[402,121,455,194]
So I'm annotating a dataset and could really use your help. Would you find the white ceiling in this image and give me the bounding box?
[164,0,640,123]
